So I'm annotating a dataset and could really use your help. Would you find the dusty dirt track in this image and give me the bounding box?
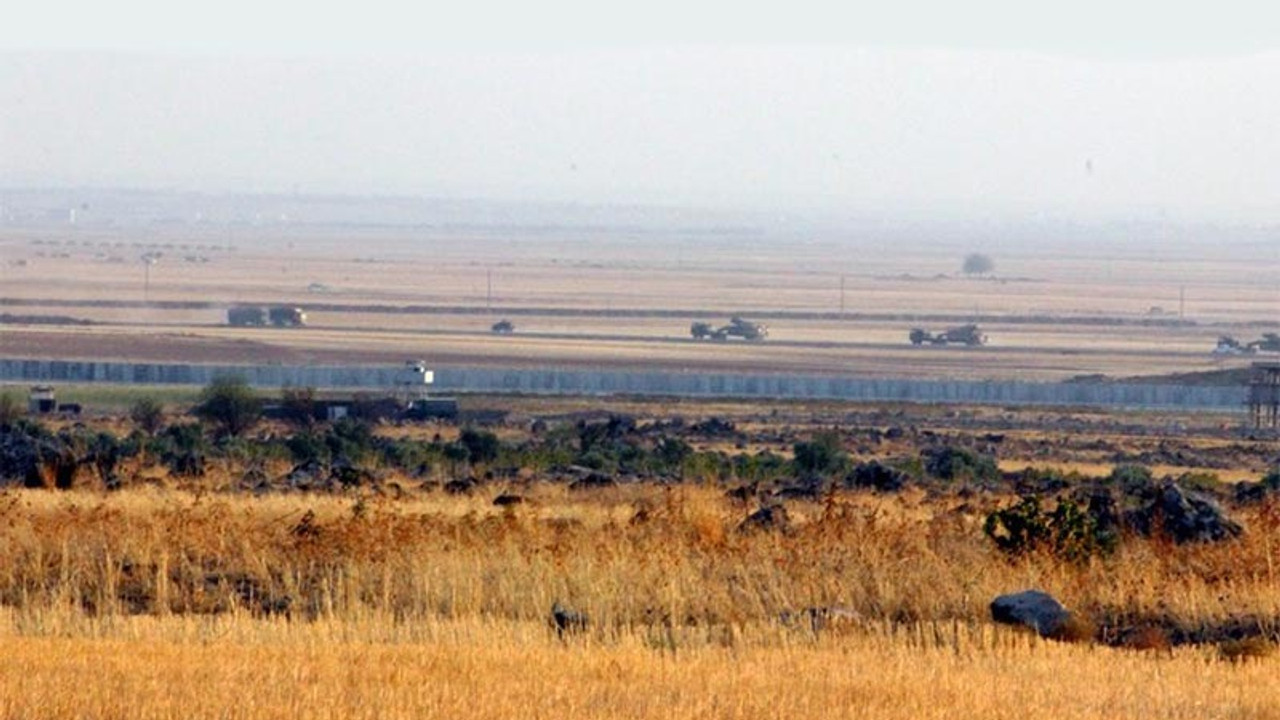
[1,318,1261,381]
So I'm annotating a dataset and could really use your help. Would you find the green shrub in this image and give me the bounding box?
[286,431,331,466]
[984,494,1116,562]
[459,428,500,465]
[155,423,207,477]
[1107,464,1154,495]
[325,418,377,465]
[923,445,999,483]
[792,431,848,477]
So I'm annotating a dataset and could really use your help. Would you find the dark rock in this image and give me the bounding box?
[492,493,525,507]
[568,473,617,491]
[845,461,908,492]
[1235,472,1280,504]
[773,479,823,501]
[738,504,791,533]
[691,417,737,437]
[991,589,1072,638]
[1125,481,1242,543]
[444,477,477,495]
[284,460,325,490]
[549,601,589,636]
[331,464,373,488]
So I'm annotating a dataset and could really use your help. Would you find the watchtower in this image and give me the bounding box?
[1247,362,1280,429]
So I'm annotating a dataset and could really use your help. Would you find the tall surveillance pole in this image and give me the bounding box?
[143,256,156,303]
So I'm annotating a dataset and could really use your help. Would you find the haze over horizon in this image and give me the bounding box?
[2,2,1277,224]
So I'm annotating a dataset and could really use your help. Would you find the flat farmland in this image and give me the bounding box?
[2,227,1277,381]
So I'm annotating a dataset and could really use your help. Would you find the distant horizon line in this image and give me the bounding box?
[1,183,1277,232]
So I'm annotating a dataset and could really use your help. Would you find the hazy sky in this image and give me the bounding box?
[1,1,1277,220]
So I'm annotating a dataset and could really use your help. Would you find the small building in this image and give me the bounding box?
[28,385,56,414]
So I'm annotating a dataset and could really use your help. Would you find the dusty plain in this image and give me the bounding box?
[2,225,1278,380]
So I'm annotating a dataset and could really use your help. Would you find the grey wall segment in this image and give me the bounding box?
[0,359,1247,411]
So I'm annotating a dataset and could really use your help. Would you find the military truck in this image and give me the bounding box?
[227,306,267,326]
[491,319,515,334]
[1253,333,1280,352]
[1213,336,1258,355]
[691,317,768,342]
[909,324,987,346]
[268,306,307,327]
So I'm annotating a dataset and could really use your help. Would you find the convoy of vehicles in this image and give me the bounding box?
[227,306,307,327]
[1213,333,1280,355]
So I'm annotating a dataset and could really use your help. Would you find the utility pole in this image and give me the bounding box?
[1179,285,1185,319]
[486,268,493,310]
[839,274,846,316]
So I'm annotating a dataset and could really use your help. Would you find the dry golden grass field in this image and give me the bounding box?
[3,226,1278,379]
[0,477,1278,720]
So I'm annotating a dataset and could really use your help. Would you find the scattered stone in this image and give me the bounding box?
[991,589,1072,638]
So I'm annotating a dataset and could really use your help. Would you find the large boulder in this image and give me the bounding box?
[991,590,1072,638]
[1126,481,1242,543]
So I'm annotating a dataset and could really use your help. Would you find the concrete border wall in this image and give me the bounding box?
[0,359,1247,411]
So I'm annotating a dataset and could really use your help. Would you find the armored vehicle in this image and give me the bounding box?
[909,324,987,346]
[1253,333,1280,352]
[691,317,768,341]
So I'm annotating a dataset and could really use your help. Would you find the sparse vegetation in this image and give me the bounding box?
[2,399,1278,718]
[129,396,166,435]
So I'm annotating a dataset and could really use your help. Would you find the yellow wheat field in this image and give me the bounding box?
[1,485,1279,718]
[2,612,1277,720]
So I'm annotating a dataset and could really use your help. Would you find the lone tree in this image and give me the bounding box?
[194,375,262,437]
[962,253,995,277]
